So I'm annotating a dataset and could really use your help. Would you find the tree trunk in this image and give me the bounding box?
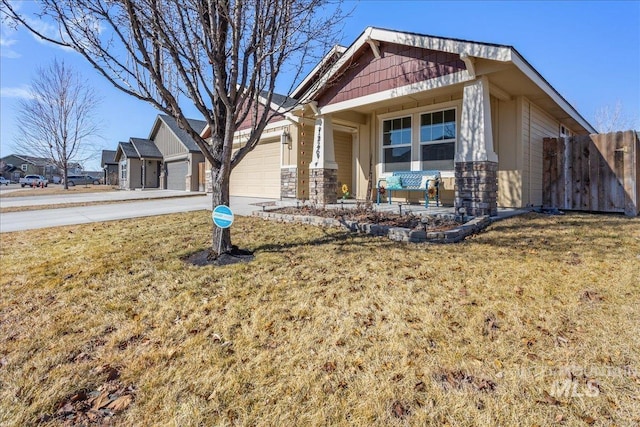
[63,164,69,190]
[210,167,233,256]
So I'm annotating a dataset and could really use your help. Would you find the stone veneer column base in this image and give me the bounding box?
[455,161,498,217]
[281,167,297,199]
[310,168,338,205]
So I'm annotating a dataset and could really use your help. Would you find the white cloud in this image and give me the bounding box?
[0,86,35,100]
[0,37,17,47]
[0,16,20,58]
[0,46,21,58]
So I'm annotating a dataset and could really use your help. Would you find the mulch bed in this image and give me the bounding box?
[183,247,255,266]
[270,205,460,232]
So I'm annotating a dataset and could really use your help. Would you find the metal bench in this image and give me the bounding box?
[377,170,441,207]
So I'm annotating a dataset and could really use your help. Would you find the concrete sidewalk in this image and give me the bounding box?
[0,189,203,208]
[0,194,279,233]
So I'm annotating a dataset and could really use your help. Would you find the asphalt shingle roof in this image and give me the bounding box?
[130,138,163,159]
[118,142,139,159]
[101,150,117,166]
[269,92,298,109]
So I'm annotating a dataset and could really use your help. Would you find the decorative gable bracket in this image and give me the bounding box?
[460,53,476,79]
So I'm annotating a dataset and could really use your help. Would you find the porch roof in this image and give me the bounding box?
[115,141,138,162]
[296,27,596,134]
[130,138,163,159]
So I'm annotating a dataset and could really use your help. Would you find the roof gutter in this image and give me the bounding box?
[509,49,596,133]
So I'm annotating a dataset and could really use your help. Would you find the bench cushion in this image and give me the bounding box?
[386,175,402,190]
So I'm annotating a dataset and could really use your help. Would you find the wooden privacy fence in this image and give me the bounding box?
[543,131,639,216]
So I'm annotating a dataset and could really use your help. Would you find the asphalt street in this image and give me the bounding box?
[0,189,277,233]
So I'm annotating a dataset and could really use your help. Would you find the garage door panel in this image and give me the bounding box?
[230,140,280,198]
[167,161,187,190]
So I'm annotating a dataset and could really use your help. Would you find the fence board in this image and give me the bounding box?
[588,134,600,211]
[543,131,638,215]
[571,136,581,210]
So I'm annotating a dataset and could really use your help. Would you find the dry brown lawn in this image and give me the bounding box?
[0,185,117,198]
[0,212,638,426]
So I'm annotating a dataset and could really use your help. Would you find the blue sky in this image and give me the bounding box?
[1,0,639,170]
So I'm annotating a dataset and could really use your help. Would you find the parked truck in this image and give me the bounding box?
[19,175,49,187]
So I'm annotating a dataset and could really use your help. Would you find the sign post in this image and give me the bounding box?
[212,205,234,255]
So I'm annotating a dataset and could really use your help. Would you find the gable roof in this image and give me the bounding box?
[292,45,347,99]
[101,150,117,167]
[297,26,595,133]
[130,138,163,159]
[150,114,207,153]
[2,154,52,167]
[268,92,298,110]
[115,141,138,161]
[200,90,296,139]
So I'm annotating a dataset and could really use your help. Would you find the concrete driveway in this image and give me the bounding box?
[0,191,278,233]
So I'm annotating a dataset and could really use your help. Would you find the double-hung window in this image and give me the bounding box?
[420,109,456,170]
[120,161,127,180]
[382,116,411,172]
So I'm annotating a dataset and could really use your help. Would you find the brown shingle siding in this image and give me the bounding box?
[316,43,466,107]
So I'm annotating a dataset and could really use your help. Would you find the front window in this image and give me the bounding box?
[382,116,411,172]
[420,109,456,170]
[120,161,127,180]
[21,164,28,172]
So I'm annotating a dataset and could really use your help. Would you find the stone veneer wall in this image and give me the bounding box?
[455,161,498,217]
[253,210,491,244]
[310,168,338,205]
[280,167,297,199]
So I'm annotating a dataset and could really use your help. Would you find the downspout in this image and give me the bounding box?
[142,158,146,190]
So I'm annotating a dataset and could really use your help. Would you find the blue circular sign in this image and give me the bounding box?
[212,205,234,229]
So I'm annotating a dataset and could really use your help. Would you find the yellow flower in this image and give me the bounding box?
[342,184,349,195]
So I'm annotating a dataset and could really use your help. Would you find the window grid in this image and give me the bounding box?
[382,116,412,173]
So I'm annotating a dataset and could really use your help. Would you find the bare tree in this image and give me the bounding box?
[14,59,101,189]
[594,101,639,133]
[1,0,344,257]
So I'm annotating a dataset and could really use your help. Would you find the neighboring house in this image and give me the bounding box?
[0,154,48,181]
[148,115,207,191]
[202,27,596,216]
[0,154,80,182]
[114,115,208,191]
[114,138,163,190]
[101,150,119,185]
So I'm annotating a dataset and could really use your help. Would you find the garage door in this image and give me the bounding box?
[230,139,280,198]
[166,161,187,190]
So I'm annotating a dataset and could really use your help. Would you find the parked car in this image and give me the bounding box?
[64,175,101,186]
[0,177,9,185]
[19,175,49,187]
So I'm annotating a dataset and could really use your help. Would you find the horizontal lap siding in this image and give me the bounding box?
[524,99,560,206]
[521,101,531,204]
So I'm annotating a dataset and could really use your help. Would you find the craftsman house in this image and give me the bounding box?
[115,114,207,191]
[204,27,595,216]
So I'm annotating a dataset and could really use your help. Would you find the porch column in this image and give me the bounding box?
[455,76,498,217]
[160,162,166,190]
[141,158,146,190]
[309,114,338,204]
